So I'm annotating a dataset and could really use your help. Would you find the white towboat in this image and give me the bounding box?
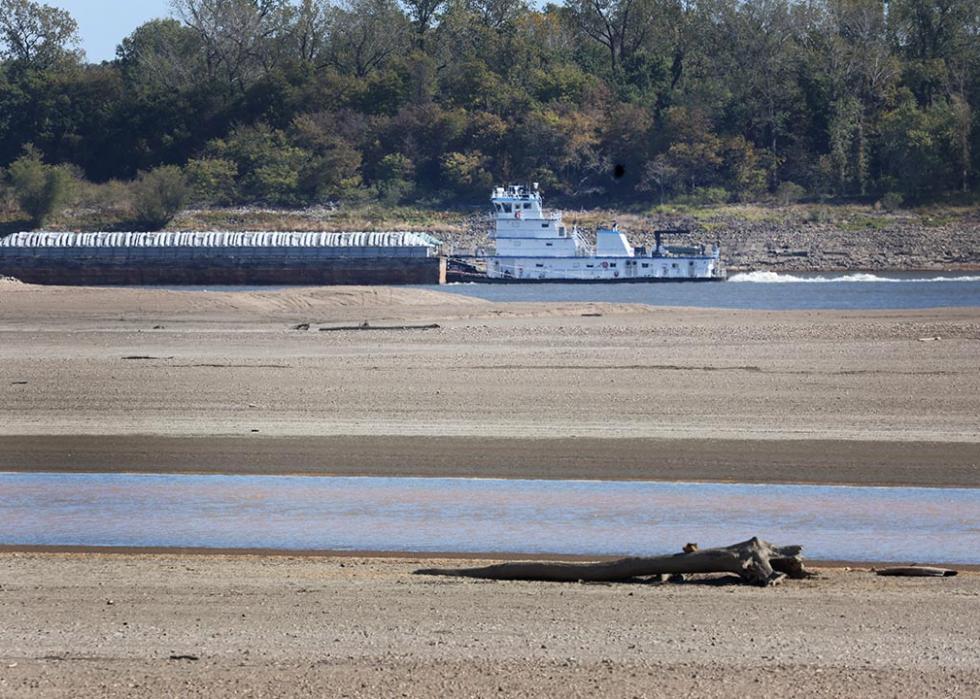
[483,184,724,282]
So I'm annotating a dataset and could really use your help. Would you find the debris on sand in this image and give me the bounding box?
[417,538,813,587]
[319,322,441,332]
[876,566,958,577]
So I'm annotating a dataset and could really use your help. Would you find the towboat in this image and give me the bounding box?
[481,184,725,282]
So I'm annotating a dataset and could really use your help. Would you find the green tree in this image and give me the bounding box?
[170,0,291,92]
[6,145,72,227]
[116,19,203,94]
[441,150,492,197]
[879,93,960,201]
[184,157,238,205]
[562,0,661,76]
[400,0,446,48]
[0,0,80,69]
[291,112,363,199]
[132,165,189,229]
[324,0,409,78]
[207,123,310,204]
[375,152,414,203]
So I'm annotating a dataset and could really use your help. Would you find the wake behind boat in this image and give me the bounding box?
[455,184,725,283]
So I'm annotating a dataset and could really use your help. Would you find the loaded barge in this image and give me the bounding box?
[0,231,445,286]
[450,184,725,283]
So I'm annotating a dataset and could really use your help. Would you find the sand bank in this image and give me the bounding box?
[0,552,977,697]
[1,284,979,486]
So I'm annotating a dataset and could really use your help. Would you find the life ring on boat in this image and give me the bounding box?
[601,261,609,269]
[515,210,522,219]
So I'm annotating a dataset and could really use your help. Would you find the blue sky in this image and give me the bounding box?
[49,0,172,62]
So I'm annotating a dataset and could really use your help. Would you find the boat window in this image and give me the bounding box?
[641,263,649,268]
[494,204,502,212]
[535,264,544,268]
[672,263,678,269]
[609,263,616,268]
[586,264,594,268]
[541,223,549,228]
[503,203,512,213]
[523,203,531,209]
[546,242,553,247]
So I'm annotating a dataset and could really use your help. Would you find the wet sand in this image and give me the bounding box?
[1,553,978,698]
[1,434,978,487]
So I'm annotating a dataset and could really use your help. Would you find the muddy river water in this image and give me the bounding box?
[2,473,977,563]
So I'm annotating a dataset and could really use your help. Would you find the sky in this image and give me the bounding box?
[49,0,172,63]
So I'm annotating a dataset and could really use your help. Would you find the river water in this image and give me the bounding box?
[430,272,980,310]
[2,473,978,563]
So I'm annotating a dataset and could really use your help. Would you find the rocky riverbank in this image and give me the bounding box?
[445,205,980,272]
[12,202,979,273]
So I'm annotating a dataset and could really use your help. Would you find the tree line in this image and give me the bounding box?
[0,0,977,226]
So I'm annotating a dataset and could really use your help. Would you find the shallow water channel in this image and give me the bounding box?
[2,473,978,563]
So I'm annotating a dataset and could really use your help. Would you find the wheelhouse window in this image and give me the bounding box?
[503,203,512,213]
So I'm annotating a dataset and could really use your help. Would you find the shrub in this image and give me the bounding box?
[376,153,414,205]
[804,206,834,224]
[6,146,74,228]
[775,181,807,205]
[205,124,308,205]
[440,151,492,198]
[132,166,189,230]
[184,158,238,205]
[879,191,904,212]
[675,186,730,206]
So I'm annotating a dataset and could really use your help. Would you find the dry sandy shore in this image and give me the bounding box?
[1,281,978,485]
[1,553,978,698]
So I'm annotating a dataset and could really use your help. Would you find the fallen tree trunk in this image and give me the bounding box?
[416,537,811,587]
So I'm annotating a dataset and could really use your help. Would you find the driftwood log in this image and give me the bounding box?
[876,566,957,577]
[416,537,812,587]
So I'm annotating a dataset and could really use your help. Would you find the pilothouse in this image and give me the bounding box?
[486,184,724,281]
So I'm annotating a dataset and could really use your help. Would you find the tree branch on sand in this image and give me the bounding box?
[415,537,813,587]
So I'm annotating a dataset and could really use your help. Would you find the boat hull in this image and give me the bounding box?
[479,255,724,283]
[447,270,726,284]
